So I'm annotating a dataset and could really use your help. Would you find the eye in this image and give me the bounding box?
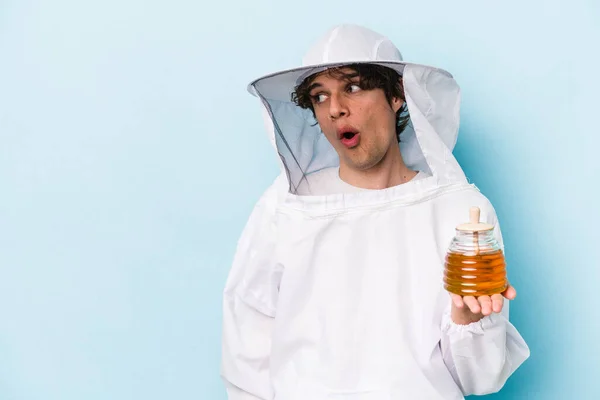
[347,83,361,93]
[311,93,328,104]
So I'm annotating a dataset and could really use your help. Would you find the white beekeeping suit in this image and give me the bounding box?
[221,24,530,400]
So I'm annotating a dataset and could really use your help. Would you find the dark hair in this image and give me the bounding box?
[291,63,410,142]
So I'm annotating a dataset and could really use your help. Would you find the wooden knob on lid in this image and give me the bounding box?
[456,206,494,232]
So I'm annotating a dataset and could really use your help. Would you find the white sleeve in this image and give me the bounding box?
[440,204,530,395]
[440,302,530,395]
[221,177,284,400]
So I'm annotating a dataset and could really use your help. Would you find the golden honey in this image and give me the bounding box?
[444,249,507,297]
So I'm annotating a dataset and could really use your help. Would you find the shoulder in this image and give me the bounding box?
[243,173,288,227]
[435,187,499,225]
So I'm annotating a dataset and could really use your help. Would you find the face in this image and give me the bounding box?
[308,67,403,171]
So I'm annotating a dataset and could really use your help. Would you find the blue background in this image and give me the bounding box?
[1,0,598,399]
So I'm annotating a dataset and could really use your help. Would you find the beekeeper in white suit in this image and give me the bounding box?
[221,24,530,400]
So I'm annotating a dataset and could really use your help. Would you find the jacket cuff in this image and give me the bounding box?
[441,309,501,336]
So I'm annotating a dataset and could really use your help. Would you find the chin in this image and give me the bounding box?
[344,157,381,171]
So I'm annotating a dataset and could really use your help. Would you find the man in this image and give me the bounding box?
[221,24,529,399]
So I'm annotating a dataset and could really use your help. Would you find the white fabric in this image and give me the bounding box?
[222,24,530,400]
[296,168,430,196]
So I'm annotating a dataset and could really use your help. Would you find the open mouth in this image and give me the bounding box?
[339,130,360,147]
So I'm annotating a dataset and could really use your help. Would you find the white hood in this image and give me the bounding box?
[248,24,467,195]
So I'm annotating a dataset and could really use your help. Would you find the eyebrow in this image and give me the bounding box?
[307,74,361,95]
[307,82,323,94]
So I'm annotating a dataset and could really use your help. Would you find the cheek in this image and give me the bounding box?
[360,107,380,132]
[314,112,336,139]
[371,104,396,132]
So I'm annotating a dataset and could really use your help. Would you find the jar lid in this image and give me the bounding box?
[456,206,494,232]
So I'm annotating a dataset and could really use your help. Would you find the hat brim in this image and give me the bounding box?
[247,60,452,103]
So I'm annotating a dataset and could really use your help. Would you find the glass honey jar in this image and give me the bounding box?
[443,206,508,297]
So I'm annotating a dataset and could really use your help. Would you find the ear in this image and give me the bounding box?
[391,97,404,113]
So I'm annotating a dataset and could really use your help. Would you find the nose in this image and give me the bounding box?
[328,93,348,120]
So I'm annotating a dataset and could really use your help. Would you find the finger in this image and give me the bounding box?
[502,284,517,300]
[478,296,493,316]
[450,293,464,308]
[491,294,504,313]
[463,296,481,314]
